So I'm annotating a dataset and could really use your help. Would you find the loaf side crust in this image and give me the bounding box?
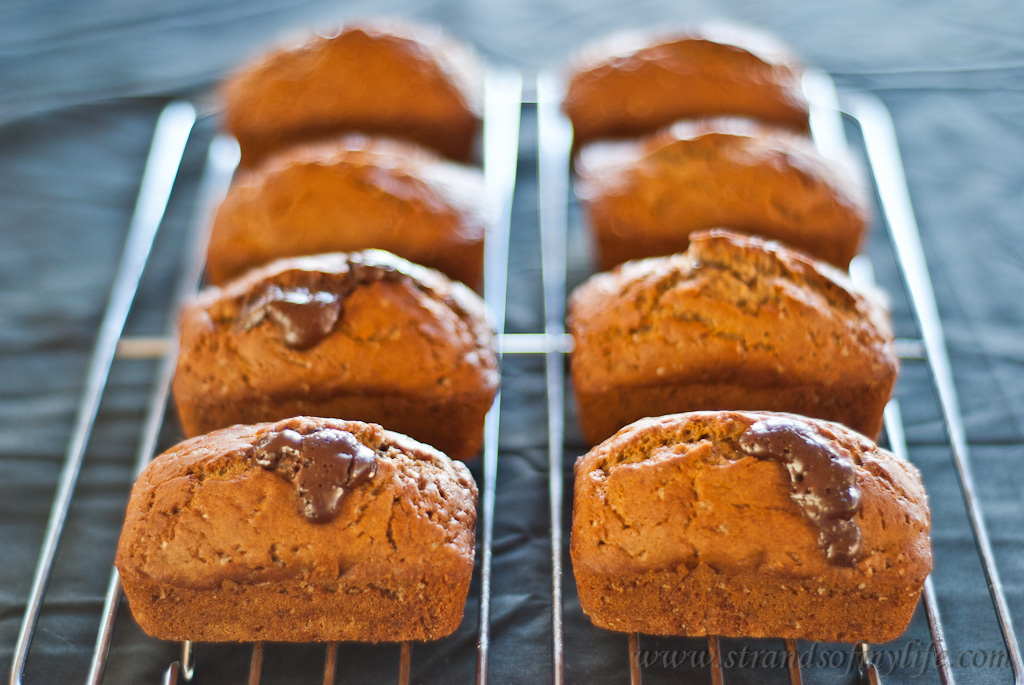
[177,389,492,464]
[574,378,894,447]
[575,566,920,643]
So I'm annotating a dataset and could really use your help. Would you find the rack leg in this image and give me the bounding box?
[398,641,412,685]
[857,642,882,684]
[785,639,803,685]
[247,642,264,685]
[322,642,337,685]
[180,641,195,681]
[162,661,180,685]
[159,642,195,685]
[628,633,642,685]
[708,636,724,685]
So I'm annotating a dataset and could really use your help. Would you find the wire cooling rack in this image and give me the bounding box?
[7,66,1023,684]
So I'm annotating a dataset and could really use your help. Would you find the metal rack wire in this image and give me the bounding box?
[8,64,1022,684]
[10,100,198,685]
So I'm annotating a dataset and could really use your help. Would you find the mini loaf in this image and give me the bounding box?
[173,250,498,461]
[571,410,931,642]
[206,135,487,288]
[563,23,810,150]
[576,117,869,271]
[116,416,478,642]
[568,231,897,445]
[223,20,484,167]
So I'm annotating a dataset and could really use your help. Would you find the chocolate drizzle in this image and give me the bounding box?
[236,253,407,350]
[252,427,378,523]
[736,417,863,565]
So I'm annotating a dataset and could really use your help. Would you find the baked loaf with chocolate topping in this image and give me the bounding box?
[563,23,810,150]
[571,410,931,642]
[116,416,478,642]
[206,135,487,288]
[568,231,897,445]
[223,20,483,167]
[173,250,498,460]
[576,117,869,271]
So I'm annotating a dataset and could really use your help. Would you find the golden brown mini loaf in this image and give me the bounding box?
[116,416,478,642]
[571,410,931,642]
[568,231,897,445]
[173,250,498,461]
[206,135,487,288]
[563,23,810,149]
[223,20,484,167]
[576,117,869,271]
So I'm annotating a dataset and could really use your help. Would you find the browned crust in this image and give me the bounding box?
[206,135,486,289]
[576,118,869,270]
[568,230,896,443]
[570,410,932,642]
[173,250,499,460]
[563,24,810,149]
[222,20,484,167]
[116,417,478,643]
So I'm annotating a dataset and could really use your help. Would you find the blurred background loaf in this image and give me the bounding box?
[562,23,810,149]
[222,19,485,167]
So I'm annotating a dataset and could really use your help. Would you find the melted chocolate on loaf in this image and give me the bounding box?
[237,284,341,349]
[237,253,406,350]
[252,427,378,523]
[737,417,863,565]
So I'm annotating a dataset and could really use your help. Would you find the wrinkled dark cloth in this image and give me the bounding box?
[2,1,1023,683]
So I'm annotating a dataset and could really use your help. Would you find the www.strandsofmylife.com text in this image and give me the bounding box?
[633,640,1010,678]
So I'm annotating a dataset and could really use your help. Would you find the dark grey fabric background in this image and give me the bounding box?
[1,1,1023,683]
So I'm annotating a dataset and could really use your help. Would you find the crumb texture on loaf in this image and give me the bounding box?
[576,117,869,270]
[563,24,810,148]
[223,19,484,166]
[206,135,487,287]
[116,416,479,643]
[173,250,498,460]
[568,230,897,443]
[571,411,931,642]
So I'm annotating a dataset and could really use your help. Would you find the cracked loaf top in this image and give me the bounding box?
[571,411,931,583]
[115,416,478,591]
[175,249,498,406]
[568,230,896,396]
